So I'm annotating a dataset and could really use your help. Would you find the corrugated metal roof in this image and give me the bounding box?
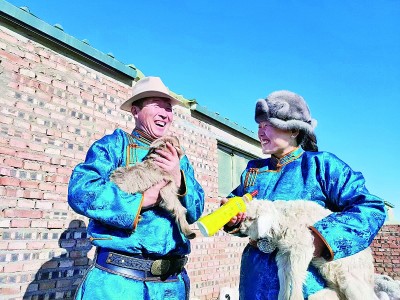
[0,0,137,79]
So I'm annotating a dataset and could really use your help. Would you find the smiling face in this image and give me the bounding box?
[258,121,298,158]
[131,97,173,139]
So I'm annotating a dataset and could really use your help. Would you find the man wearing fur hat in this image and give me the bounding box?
[223,90,386,299]
[68,76,205,299]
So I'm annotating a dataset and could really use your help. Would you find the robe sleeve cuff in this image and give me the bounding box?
[309,226,334,261]
[132,194,144,231]
[177,170,187,197]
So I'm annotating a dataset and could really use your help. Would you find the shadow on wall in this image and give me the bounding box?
[23,220,93,300]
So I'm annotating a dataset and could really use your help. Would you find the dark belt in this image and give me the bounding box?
[95,248,188,282]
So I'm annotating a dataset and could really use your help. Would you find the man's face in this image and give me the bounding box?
[132,97,173,139]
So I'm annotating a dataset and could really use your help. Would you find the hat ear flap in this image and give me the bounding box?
[255,99,270,123]
[270,100,290,120]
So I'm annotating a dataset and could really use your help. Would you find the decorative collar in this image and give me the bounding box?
[269,147,304,170]
[131,129,156,145]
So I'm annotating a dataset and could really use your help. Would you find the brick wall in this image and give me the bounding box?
[371,225,400,280]
[0,15,399,300]
[0,20,241,300]
[0,23,135,300]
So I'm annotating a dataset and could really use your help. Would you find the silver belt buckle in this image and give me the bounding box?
[257,239,277,253]
[150,259,171,276]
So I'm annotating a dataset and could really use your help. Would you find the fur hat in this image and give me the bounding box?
[255,90,317,133]
[120,76,180,112]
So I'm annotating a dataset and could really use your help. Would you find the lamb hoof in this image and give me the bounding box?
[186,232,196,239]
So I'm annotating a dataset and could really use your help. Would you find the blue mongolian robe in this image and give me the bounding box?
[228,147,386,299]
[68,129,205,300]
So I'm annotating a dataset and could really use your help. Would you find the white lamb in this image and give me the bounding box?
[240,199,377,300]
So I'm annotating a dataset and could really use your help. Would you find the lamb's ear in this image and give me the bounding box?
[175,146,183,158]
[256,214,274,238]
[255,204,281,239]
[169,136,183,158]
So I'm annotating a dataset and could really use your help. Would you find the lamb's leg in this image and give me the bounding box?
[276,243,313,300]
[159,183,196,239]
[319,249,377,300]
[276,251,292,300]
[335,267,377,300]
[308,288,340,300]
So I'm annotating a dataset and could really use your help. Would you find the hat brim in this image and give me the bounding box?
[120,91,180,112]
[268,117,316,134]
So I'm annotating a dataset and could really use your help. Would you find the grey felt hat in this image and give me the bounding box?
[120,76,180,112]
[255,90,317,133]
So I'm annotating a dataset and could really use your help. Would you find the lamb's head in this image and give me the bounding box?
[146,136,183,159]
[240,200,282,241]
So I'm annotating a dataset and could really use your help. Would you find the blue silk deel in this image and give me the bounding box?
[229,147,386,299]
[68,129,205,300]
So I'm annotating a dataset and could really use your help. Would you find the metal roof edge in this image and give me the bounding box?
[0,0,137,79]
[384,200,395,208]
[194,104,259,141]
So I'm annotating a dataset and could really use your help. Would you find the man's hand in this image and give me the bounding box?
[142,180,168,210]
[220,198,247,227]
[153,142,182,187]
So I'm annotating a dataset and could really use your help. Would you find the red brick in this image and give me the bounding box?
[0,219,11,228]
[52,202,68,210]
[44,241,59,249]
[28,143,45,152]
[48,220,64,229]
[34,89,52,102]
[0,115,13,125]
[3,209,42,218]
[55,185,68,194]
[52,80,67,90]
[38,182,56,191]
[23,190,44,199]
[10,219,31,227]
[15,151,51,163]
[0,286,22,295]
[40,57,56,68]
[43,192,65,201]
[67,85,81,95]
[19,68,35,78]
[25,52,40,63]
[23,161,41,170]
[9,139,27,149]
[51,157,71,166]
[20,180,39,189]
[41,164,57,173]
[45,174,69,184]
[7,241,27,250]
[15,101,33,111]
[17,199,35,208]
[30,219,48,228]
[35,200,53,210]
[0,176,20,186]
[0,167,11,176]
[36,73,52,84]
[4,157,24,168]
[23,261,42,272]
[0,49,22,63]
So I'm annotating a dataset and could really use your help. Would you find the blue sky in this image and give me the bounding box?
[5,0,400,220]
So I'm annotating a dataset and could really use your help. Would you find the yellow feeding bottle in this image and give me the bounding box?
[196,190,258,237]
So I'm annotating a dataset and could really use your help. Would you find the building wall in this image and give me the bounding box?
[0,16,399,300]
[372,225,400,280]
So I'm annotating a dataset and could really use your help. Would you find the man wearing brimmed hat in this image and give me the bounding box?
[222,90,385,299]
[68,76,205,300]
